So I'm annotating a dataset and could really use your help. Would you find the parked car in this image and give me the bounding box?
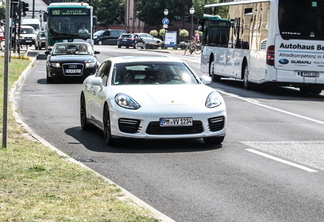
[93,29,126,45]
[80,56,227,145]
[117,33,145,49]
[19,25,36,48]
[35,30,46,50]
[136,33,162,46]
[45,42,100,83]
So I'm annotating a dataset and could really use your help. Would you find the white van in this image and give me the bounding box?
[21,19,41,33]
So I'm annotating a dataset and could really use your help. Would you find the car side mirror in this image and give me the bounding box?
[91,77,104,89]
[94,51,100,54]
[201,75,212,85]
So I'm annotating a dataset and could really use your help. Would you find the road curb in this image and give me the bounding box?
[9,53,175,222]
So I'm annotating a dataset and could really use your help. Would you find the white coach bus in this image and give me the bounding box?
[200,0,324,94]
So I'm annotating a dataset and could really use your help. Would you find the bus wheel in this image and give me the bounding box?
[210,61,221,82]
[299,87,311,94]
[310,88,322,95]
[243,65,251,90]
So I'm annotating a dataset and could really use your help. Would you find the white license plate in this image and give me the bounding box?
[300,72,319,77]
[65,69,81,73]
[160,118,193,127]
[25,40,32,42]
[122,39,127,41]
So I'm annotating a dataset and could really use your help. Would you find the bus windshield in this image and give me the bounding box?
[279,0,324,40]
[49,8,91,40]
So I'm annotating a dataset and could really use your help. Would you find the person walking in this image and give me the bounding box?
[0,23,4,50]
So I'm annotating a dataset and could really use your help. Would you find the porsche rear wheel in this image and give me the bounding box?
[80,93,90,130]
[103,104,114,146]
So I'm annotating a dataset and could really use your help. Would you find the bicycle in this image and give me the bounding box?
[184,40,201,55]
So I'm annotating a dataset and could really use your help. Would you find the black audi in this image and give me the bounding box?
[45,42,100,83]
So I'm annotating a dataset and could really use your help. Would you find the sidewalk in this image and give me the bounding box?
[155,48,201,57]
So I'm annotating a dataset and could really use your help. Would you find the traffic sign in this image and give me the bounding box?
[162,18,169,25]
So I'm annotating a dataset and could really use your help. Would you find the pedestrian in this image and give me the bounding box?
[0,23,4,50]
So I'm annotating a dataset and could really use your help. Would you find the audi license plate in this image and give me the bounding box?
[65,69,81,73]
[300,72,319,77]
[160,118,193,127]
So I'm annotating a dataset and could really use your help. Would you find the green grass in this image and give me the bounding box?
[0,57,159,221]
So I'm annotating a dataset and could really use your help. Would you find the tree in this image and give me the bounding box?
[79,0,125,25]
[0,3,6,20]
[134,0,185,27]
[192,0,220,20]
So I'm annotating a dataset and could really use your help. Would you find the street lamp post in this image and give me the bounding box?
[189,6,195,40]
[163,9,169,48]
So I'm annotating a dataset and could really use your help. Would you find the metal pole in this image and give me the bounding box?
[191,14,193,40]
[32,0,35,18]
[2,0,11,148]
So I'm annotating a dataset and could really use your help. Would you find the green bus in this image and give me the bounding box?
[45,2,96,49]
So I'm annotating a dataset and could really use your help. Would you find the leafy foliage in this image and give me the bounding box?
[77,0,125,25]
[134,0,185,27]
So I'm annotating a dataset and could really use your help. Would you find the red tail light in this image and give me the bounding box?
[118,37,121,40]
[267,45,275,66]
[129,38,134,40]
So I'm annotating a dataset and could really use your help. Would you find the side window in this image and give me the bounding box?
[104,31,110,36]
[101,61,111,86]
[96,61,111,85]
[111,30,118,37]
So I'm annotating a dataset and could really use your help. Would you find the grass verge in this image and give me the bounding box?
[0,57,159,221]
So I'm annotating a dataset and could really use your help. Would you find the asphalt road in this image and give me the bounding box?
[14,46,324,222]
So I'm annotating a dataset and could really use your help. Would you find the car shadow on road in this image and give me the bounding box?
[37,78,85,84]
[65,126,223,154]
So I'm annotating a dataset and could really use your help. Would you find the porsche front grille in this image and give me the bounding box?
[146,121,203,135]
[208,116,225,132]
[119,118,141,133]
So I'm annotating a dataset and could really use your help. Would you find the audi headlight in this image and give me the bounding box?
[50,62,60,68]
[205,91,222,108]
[115,93,140,110]
[85,62,96,68]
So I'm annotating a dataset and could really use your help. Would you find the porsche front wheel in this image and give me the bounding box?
[80,93,90,130]
[203,136,224,145]
[103,104,114,145]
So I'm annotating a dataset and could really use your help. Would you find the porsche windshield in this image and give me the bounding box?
[112,62,199,85]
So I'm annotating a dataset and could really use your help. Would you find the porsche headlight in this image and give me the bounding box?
[50,62,60,68]
[115,93,140,110]
[85,62,96,68]
[205,91,222,108]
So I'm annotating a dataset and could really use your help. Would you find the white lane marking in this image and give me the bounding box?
[217,90,324,125]
[246,149,318,173]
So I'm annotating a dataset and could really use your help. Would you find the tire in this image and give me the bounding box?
[80,93,90,130]
[184,45,188,55]
[203,136,224,145]
[243,65,251,90]
[310,88,322,95]
[46,77,54,83]
[134,42,137,49]
[103,104,114,146]
[118,45,121,48]
[210,61,221,82]
[98,40,103,45]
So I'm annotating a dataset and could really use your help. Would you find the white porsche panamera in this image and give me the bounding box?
[80,56,227,145]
